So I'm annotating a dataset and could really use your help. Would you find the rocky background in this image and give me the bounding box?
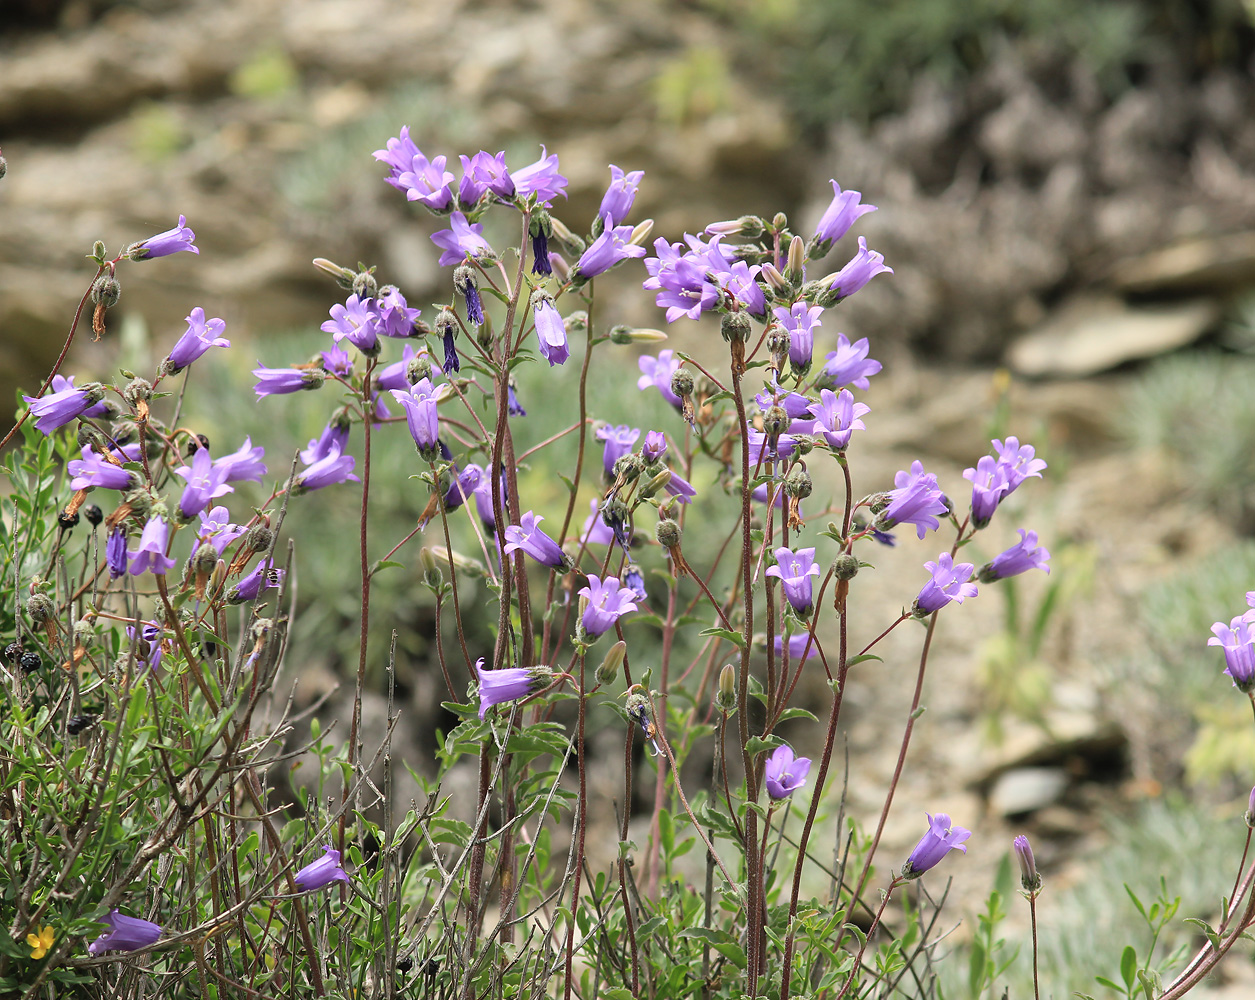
[5,0,1255,992]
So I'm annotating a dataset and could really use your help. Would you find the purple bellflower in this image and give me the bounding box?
[598,165,644,226]
[22,383,105,434]
[87,910,162,955]
[174,446,234,519]
[573,216,647,280]
[813,388,869,452]
[476,657,553,719]
[442,464,483,512]
[374,127,420,186]
[533,292,569,366]
[458,150,514,205]
[391,378,441,458]
[300,421,350,467]
[624,564,647,602]
[128,516,176,576]
[813,180,876,246]
[581,499,615,546]
[901,813,971,880]
[597,424,641,477]
[294,845,350,891]
[502,512,569,570]
[376,285,422,338]
[376,345,440,391]
[229,557,285,603]
[322,295,381,354]
[508,381,527,416]
[637,350,683,407]
[825,236,892,301]
[719,260,766,317]
[292,442,358,493]
[128,215,198,260]
[431,212,495,267]
[125,620,165,673]
[643,235,722,322]
[197,505,244,555]
[979,529,1051,582]
[68,443,140,491]
[1014,834,1042,892]
[320,345,353,378]
[579,574,639,638]
[511,145,567,205]
[50,375,108,417]
[766,547,820,615]
[214,436,267,483]
[106,528,128,579]
[774,301,823,371]
[913,553,978,617]
[395,151,455,210]
[878,461,949,539]
[764,745,812,800]
[165,307,229,373]
[775,631,819,661]
[252,366,326,397]
[1209,617,1255,692]
[963,438,1048,528]
[821,334,882,390]
[641,430,668,464]
[455,267,484,326]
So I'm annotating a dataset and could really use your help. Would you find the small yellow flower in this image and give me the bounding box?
[26,925,55,960]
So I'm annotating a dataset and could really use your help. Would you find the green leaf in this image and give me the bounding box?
[1120,946,1137,988]
[370,559,405,575]
[699,626,746,648]
[845,653,882,667]
[746,735,784,756]
[774,706,819,723]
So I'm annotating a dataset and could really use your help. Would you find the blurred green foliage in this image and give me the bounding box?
[653,45,734,124]
[228,46,300,100]
[127,102,186,163]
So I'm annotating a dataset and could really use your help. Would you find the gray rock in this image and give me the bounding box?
[988,767,1069,817]
[1111,232,1255,296]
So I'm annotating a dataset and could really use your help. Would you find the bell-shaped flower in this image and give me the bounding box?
[579,574,638,638]
[293,845,350,891]
[766,547,820,616]
[901,813,970,880]
[764,745,812,800]
[502,512,568,570]
[87,910,162,955]
[476,657,554,719]
[912,553,978,617]
[165,307,229,373]
[877,461,948,539]
[128,517,176,576]
[978,529,1050,582]
[127,215,197,260]
[532,292,569,366]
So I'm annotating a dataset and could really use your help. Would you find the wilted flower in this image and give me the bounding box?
[764,745,812,800]
[87,910,162,955]
[293,845,350,891]
[901,813,970,880]
[106,528,128,579]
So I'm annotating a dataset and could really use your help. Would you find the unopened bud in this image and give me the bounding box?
[123,488,154,519]
[597,640,627,686]
[1013,835,1042,893]
[313,258,357,289]
[91,240,107,261]
[786,235,806,279]
[655,518,681,548]
[548,253,570,281]
[629,219,654,246]
[761,262,788,293]
[717,663,737,711]
[637,468,672,501]
[420,546,444,588]
[550,217,586,257]
[90,275,122,308]
[771,212,788,230]
[721,312,751,344]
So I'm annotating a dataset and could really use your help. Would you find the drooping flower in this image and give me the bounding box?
[174,446,234,519]
[431,212,495,267]
[596,424,641,477]
[598,165,644,226]
[511,145,567,205]
[458,150,514,205]
[322,295,381,354]
[774,301,823,371]
[764,745,812,800]
[391,378,441,458]
[637,350,683,407]
[214,437,267,483]
[573,216,646,280]
[454,266,484,327]
[27,924,55,960]
[22,383,105,434]
[252,366,326,397]
[68,443,139,491]
[579,574,639,638]
[127,215,198,260]
[1209,617,1255,692]
[508,381,527,416]
[812,388,869,452]
[293,845,350,891]
[87,910,162,955]
[912,553,978,617]
[165,307,229,373]
[624,564,647,602]
[775,631,819,661]
[813,180,876,246]
[901,813,971,880]
[442,464,483,513]
[978,529,1051,582]
[824,236,892,301]
[820,334,882,391]
[532,292,569,366]
[502,511,568,570]
[106,528,128,579]
[877,461,949,539]
[291,443,359,493]
[128,517,176,576]
[476,657,553,719]
[228,557,285,604]
[766,547,820,615]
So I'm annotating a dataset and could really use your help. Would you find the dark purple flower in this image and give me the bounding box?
[774,301,823,371]
[50,375,108,417]
[581,499,615,546]
[376,285,422,338]
[68,443,139,491]
[128,215,198,260]
[458,150,514,205]
[813,180,875,246]
[128,516,176,576]
[502,511,568,570]
[878,461,948,539]
[824,236,892,301]
[775,631,818,661]
[511,146,567,205]
[476,657,552,719]
[579,574,639,638]
[106,528,128,579]
[1210,616,1255,692]
[913,553,978,617]
[641,431,668,464]
[443,464,483,512]
[431,212,495,267]
[820,334,882,391]
[197,505,243,555]
[637,350,683,407]
[624,564,647,602]
[979,529,1051,582]
[764,745,812,800]
[813,388,869,452]
[901,813,971,880]
[963,438,1047,529]
[252,366,326,397]
[87,910,162,955]
[766,547,820,615]
[322,295,381,354]
[214,437,267,483]
[229,557,285,603]
[22,383,105,434]
[597,424,641,477]
[454,267,484,327]
[533,293,569,366]
[293,845,350,891]
[175,446,234,518]
[573,216,646,280]
[125,619,164,673]
[598,165,644,226]
[165,307,229,372]
[391,378,441,457]
[508,381,526,416]
[291,443,359,493]
[531,226,552,276]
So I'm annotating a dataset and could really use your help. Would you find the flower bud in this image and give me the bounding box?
[721,312,752,344]
[90,275,121,308]
[784,467,812,500]
[596,640,627,686]
[833,553,860,581]
[405,354,433,385]
[761,262,788,293]
[420,546,444,588]
[716,663,737,711]
[91,240,107,261]
[26,593,55,625]
[655,517,681,548]
[122,377,152,408]
[786,235,806,281]
[637,468,672,501]
[629,219,654,246]
[123,487,155,519]
[1013,835,1042,893]
[771,212,788,231]
[313,257,358,289]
